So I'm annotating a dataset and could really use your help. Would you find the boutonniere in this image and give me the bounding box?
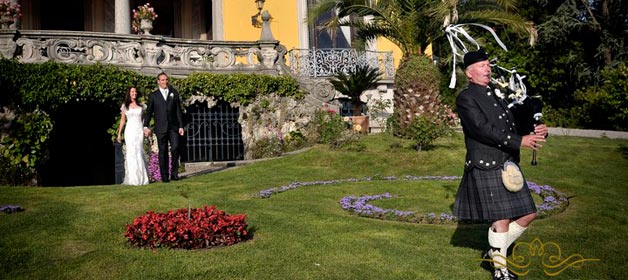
[168,92,174,98]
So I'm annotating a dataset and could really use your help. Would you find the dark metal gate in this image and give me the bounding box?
[182,101,244,162]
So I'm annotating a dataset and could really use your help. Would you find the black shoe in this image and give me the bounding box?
[493,268,517,280]
[162,179,170,183]
[171,174,179,181]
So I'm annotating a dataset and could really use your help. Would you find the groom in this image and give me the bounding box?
[144,72,185,182]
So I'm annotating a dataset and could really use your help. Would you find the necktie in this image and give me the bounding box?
[161,89,168,101]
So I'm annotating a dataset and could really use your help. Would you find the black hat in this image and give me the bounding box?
[463,49,489,68]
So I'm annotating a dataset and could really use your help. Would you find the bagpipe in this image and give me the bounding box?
[445,24,544,165]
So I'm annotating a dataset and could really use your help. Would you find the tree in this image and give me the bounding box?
[487,0,628,129]
[329,65,382,116]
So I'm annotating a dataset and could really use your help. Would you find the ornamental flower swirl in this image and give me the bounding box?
[256,176,569,224]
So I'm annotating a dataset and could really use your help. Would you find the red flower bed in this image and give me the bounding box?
[124,205,249,249]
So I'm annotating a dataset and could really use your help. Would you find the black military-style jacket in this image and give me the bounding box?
[456,83,522,171]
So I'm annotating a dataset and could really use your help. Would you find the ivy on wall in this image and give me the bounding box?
[0,59,304,185]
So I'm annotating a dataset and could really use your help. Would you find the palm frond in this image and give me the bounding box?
[460,10,537,45]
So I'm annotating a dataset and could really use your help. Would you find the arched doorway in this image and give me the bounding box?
[39,102,117,186]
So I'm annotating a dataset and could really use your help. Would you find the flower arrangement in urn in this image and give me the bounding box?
[132,3,158,34]
[0,0,21,29]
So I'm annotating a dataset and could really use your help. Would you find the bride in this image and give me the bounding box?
[116,87,150,186]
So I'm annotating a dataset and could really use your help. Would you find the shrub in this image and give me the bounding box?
[282,130,307,152]
[124,205,249,249]
[573,62,628,130]
[309,109,348,146]
[0,108,53,186]
[249,136,284,159]
[407,113,453,151]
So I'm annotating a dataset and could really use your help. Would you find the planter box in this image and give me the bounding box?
[350,116,369,133]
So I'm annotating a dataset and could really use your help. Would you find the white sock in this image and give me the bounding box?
[506,221,527,248]
[488,229,508,269]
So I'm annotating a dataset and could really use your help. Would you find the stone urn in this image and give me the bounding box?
[0,15,13,30]
[140,18,153,35]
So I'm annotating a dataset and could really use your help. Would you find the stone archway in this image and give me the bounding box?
[39,102,117,186]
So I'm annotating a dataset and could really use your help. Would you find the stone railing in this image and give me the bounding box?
[0,30,286,77]
[288,48,395,81]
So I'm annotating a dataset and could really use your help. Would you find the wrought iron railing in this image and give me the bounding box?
[288,48,395,80]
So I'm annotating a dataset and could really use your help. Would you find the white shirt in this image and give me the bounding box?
[160,88,168,101]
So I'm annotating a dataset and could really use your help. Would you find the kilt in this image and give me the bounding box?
[454,167,537,222]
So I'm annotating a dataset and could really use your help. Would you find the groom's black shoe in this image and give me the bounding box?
[171,174,179,181]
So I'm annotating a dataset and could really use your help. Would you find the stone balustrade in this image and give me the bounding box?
[0,30,285,77]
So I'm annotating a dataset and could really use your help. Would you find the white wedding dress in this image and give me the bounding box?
[122,106,149,186]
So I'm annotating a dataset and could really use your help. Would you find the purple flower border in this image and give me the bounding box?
[257,176,569,223]
[256,175,461,198]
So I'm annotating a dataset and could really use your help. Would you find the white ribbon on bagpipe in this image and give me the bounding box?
[444,23,528,108]
[490,64,528,108]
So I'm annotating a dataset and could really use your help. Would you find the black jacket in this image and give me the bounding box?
[456,83,522,171]
[143,86,184,134]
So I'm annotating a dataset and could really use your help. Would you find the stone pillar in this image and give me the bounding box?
[296,0,309,49]
[115,0,131,34]
[0,33,17,58]
[258,11,278,68]
[212,0,224,40]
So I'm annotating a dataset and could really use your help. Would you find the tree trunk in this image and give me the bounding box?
[393,55,442,136]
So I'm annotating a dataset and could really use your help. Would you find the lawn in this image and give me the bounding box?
[1,132,627,279]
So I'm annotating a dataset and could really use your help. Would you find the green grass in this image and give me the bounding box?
[1,133,627,279]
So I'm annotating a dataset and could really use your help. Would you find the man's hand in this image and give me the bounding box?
[143,127,152,137]
[521,134,546,150]
[534,124,548,138]
[178,128,185,136]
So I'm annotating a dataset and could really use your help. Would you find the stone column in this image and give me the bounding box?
[296,0,309,49]
[212,0,224,40]
[115,0,131,34]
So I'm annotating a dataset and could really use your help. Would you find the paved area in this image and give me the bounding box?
[548,127,628,139]
[180,128,628,179]
[180,148,313,179]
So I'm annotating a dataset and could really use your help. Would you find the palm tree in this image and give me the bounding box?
[329,65,382,116]
[309,0,536,135]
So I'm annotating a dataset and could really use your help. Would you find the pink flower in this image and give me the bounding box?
[0,0,21,20]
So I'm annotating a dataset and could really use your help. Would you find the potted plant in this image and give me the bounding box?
[0,0,21,29]
[132,3,158,34]
[330,64,381,132]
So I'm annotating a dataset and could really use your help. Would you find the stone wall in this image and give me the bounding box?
[238,93,319,160]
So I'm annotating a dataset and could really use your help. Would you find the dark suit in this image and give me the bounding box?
[453,83,536,222]
[144,86,184,181]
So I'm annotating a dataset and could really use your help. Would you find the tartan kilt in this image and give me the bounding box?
[454,167,537,222]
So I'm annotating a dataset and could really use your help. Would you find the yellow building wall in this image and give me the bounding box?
[222,0,300,52]
[376,38,432,69]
